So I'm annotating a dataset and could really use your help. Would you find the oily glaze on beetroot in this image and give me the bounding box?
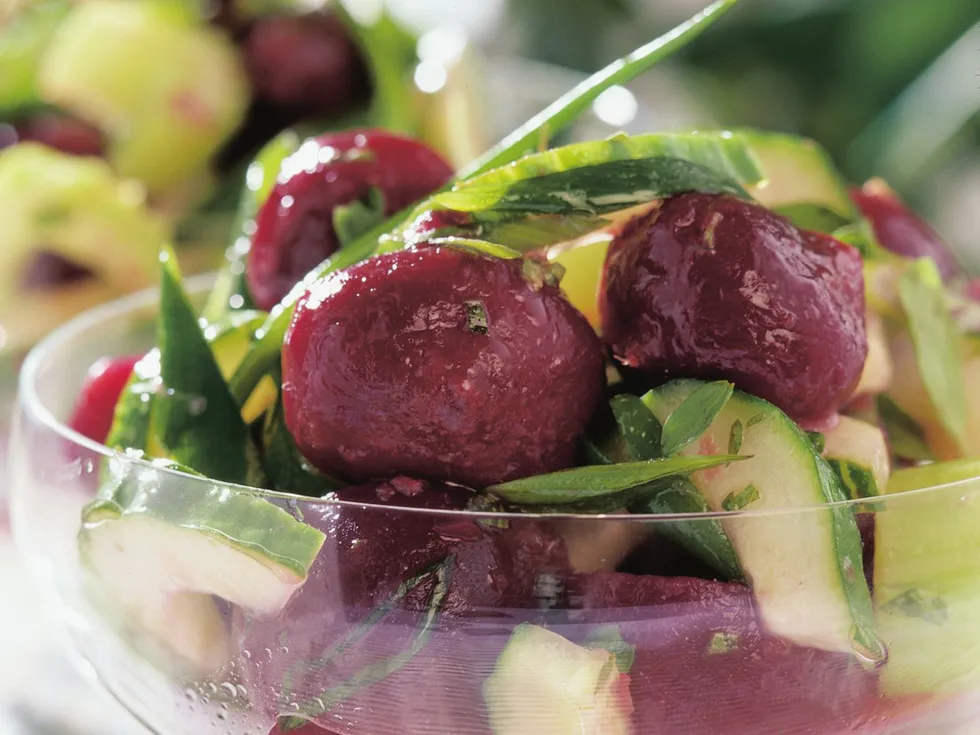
[569,571,877,734]
[237,481,569,734]
[282,247,605,487]
[851,180,960,281]
[599,193,867,423]
[247,130,454,310]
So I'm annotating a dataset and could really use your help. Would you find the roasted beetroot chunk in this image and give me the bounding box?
[599,193,867,423]
[570,571,877,734]
[851,179,960,281]
[247,130,454,310]
[243,13,366,114]
[13,113,105,157]
[68,355,141,443]
[237,482,568,734]
[282,247,605,487]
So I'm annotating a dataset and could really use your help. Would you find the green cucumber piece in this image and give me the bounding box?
[823,415,889,500]
[483,624,632,735]
[876,460,980,697]
[80,467,325,674]
[644,380,877,656]
[738,129,857,223]
[38,0,248,191]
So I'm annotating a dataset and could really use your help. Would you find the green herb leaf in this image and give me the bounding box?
[881,588,948,626]
[488,454,743,506]
[774,204,849,233]
[659,380,734,457]
[440,133,763,214]
[877,395,934,462]
[478,214,610,251]
[727,419,743,456]
[610,394,663,461]
[583,625,635,674]
[333,187,386,247]
[104,349,161,454]
[278,555,454,730]
[746,413,765,428]
[832,219,890,260]
[898,258,968,453]
[460,0,740,178]
[706,631,741,654]
[721,483,760,511]
[633,478,742,580]
[154,247,258,484]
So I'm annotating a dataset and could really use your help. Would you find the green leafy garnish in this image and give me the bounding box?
[727,419,743,456]
[333,187,386,247]
[477,214,609,251]
[634,478,742,580]
[746,413,765,428]
[461,0,739,177]
[898,257,968,454]
[657,380,734,457]
[774,204,849,233]
[583,625,635,674]
[488,454,743,506]
[610,393,663,460]
[706,631,741,654]
[881,588,948,626]
[438,133,763,214]
[154,247,259,484]
[832,219,889,260]
[105,349,160,454]
[721,483,760,511]
[277,555,454,730]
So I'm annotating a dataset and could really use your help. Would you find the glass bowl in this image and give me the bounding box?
[10,282,980,735]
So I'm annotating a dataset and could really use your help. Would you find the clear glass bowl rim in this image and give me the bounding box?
[17,273,979,522]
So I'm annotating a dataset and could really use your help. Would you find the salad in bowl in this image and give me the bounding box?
[9,2,980,733]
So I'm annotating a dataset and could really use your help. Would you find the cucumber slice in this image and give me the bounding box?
[876,460,980,697]
[80,466,325,675]
[483,624,633,735]
[644,380,877,656]
[823,416,890,499]
[738,129,856,223]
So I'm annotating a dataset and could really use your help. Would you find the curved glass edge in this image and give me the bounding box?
[15,272,980,522]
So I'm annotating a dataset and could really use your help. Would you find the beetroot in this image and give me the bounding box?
[247,130,454,310]
[569,571,877,734]
[14,113,105,157]
[20,251,95,290]
[243,13,366,113]
[600,193,867,423]
[851,180,960,281]
[68,355,141,443]
[282,247,605,487]
[236,481,569,734]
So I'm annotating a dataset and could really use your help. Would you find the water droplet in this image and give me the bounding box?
[216,710,227,721]
[242,650,251,660]
[221,682,237,698]
[185,688,198,702]
[237,684,248,698]
[208,682,218,694]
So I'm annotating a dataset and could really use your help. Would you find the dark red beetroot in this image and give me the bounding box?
[20,251,95,290]
[600,193,867,423]
[14,113,105,157]
[237,481,569,734]
[68,355,141,443]
[247,130,454,310]
[243,13,366,113]
[851,179,960,281]
[282,247,605,487]
[569,571,877,734]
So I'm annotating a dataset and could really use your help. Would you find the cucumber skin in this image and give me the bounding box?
[649,379,877,656]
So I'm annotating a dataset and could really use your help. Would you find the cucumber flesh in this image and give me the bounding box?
[645,380,876,656]
[739,129,856,222]
[80,469,325,674]
[823,415,890,499]
[876,460,980,697]
[483,624,632,735]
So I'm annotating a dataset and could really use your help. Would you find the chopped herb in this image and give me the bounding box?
[584,625,635,673]
[722,483,760,511]
[465,494,509,528]
[807,431,826,454]
[464,300,489,334]
[610,393,663,461]
[521,257,564,290]
[706,631,740,654]
[332,187,386,247]
[877,395,934,462]
[728,419,743,456]
[746,413,765,428]
[882,588,948,626]
[660,380,734,456]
